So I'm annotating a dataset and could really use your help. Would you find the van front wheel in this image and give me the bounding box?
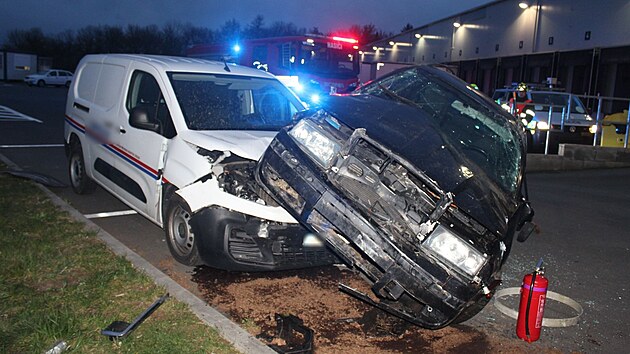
[68,142,96,194]
[165,196,201,266]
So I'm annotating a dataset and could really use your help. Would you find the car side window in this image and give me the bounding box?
[50,71,57,77]
[126,70,176,139]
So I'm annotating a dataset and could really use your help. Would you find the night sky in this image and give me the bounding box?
[1,0,491,43]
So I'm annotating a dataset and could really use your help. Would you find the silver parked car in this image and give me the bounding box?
[24,69,73,87]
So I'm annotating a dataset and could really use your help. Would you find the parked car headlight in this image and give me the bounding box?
[536,121,549,130]
[289,119,341,168]
[424,225,486,276]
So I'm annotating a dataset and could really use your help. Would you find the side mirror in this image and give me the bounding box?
[516,221,536,242]
[515,201,536,242]
[129,106,161,133]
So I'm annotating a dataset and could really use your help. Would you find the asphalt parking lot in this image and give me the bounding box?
[1,82,629,352]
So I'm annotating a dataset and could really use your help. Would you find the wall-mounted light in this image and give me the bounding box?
[453,21,462,28]
[389,41,395,46]
[352,45,359,49]
[518,2,529,9]
[415,33,422,39]
[372,46,378,51]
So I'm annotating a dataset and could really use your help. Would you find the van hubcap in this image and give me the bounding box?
[170,206,194,256]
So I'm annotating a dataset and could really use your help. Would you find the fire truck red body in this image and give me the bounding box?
[186,35,360,96]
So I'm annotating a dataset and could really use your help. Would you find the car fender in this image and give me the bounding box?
[176,178,298,223]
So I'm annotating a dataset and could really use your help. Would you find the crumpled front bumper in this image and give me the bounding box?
[257,132,499,328]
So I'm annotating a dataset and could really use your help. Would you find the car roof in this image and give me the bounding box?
[83,53,276,80]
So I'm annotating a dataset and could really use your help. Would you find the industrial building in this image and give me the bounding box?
[360,0,630,113]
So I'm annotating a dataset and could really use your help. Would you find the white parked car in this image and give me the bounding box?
[24,69,74,87]
[64,54,334,270]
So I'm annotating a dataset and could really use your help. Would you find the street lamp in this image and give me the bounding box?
[519,2,529,9]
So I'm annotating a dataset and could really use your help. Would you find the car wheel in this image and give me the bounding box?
[68,141,97,194]
[37,80,45,87]
[165,195,201,266]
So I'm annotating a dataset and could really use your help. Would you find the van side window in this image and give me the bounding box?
[126,70,176,138]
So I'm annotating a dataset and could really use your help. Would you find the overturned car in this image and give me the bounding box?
[256,65,535,328]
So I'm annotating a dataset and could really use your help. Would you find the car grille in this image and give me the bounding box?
[328,136,447,254]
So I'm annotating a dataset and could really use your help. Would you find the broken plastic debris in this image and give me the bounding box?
[259,314,314,354]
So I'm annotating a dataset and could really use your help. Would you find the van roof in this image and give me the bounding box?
[84,53,276,79]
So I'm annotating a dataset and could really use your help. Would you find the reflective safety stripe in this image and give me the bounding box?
[522,283,547,292]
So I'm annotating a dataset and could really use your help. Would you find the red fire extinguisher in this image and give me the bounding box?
[516,258,548,342]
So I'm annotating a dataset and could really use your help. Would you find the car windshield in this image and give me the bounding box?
[530,92,588,114]
[168,73,303,131]
[356,67,523,195]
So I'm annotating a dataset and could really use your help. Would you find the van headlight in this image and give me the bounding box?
[289,119,341,168]
[424,225,486,276]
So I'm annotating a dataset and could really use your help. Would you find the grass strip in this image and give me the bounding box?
[0,169,239,353]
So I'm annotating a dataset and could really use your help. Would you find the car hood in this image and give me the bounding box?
[179,130,277,161]
[322,94,517,235]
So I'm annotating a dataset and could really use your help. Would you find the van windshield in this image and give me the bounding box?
[168,73,304,131]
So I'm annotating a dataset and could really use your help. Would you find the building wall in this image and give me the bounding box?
[360,0,630,111]
[3,52,37,81]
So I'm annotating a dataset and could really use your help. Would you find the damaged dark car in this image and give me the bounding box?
[256,65,535,329]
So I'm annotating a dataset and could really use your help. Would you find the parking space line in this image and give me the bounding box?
[85,210,138,219]
[0,105,42,123]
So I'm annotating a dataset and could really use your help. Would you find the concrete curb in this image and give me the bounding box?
[526,144,630,172]
[0,153,275,354]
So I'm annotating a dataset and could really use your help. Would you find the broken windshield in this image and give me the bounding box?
[355,66,523,195]
[168,73,303,131]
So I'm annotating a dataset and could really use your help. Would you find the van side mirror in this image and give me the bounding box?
[129,106,161,133]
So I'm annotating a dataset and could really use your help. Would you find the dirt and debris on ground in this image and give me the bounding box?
[193,265,562,353]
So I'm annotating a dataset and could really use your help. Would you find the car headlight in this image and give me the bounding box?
[536,121,549,130]
[289,119,341,167]
[424,225,486,276]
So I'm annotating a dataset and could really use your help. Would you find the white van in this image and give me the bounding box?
[64,54,334,270]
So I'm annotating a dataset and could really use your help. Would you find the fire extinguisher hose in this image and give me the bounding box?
[493,288,584,327]
[524,271,538,338]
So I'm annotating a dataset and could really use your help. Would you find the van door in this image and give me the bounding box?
[80,60,130,195]
[111,67,175,221]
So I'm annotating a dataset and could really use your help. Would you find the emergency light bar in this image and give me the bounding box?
[332,36,358,44]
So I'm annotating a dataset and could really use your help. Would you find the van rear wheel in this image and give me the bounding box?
[165,195,201,266]
[68,142,96,194]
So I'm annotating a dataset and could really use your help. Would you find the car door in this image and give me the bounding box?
[111,65,175,221]
[47,70,58,85]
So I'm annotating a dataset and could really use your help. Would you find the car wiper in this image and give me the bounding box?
[377,84,421,109]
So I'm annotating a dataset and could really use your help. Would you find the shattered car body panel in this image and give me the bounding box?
[256,65,533,328]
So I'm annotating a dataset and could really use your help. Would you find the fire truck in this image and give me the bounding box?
[186,35,360,103]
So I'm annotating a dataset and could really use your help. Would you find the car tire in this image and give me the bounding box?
[37,80,45,87]
[165,195,201,266]
[68,141,97,194]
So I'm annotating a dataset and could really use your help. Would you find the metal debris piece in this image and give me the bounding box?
[101,293,169,340]
[263,313,314,354]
